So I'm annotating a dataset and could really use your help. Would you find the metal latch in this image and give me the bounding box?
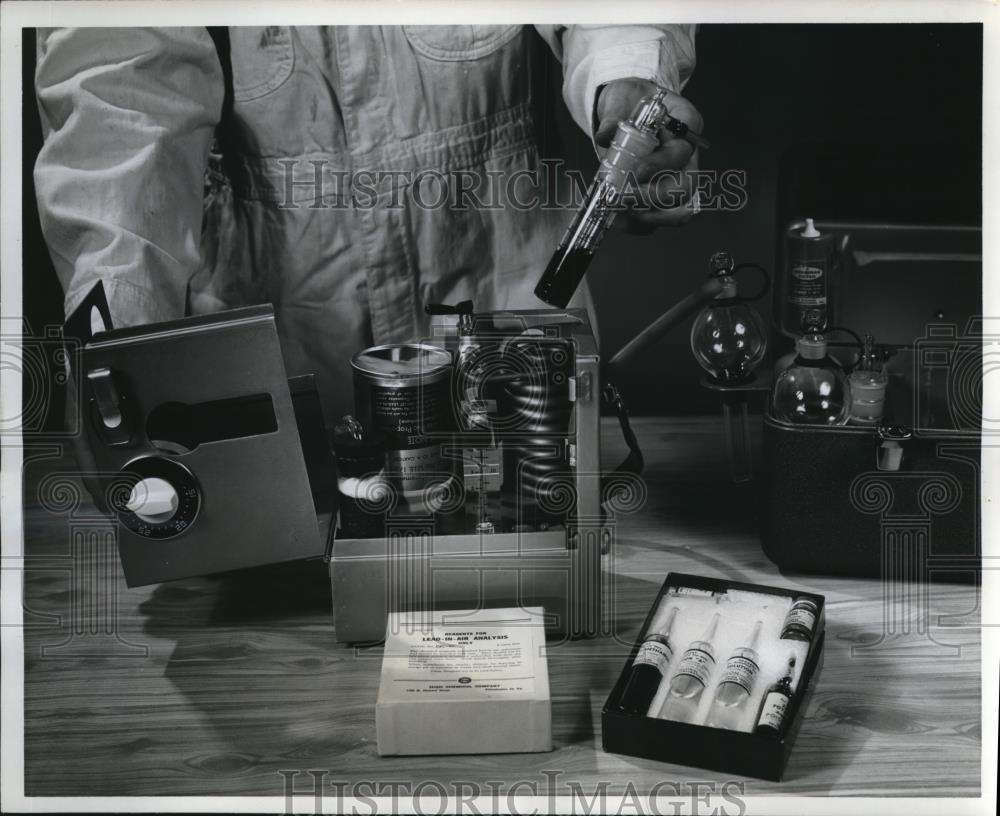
[569,372,592,403]
[87,367,132,445]
[876,424,912,471]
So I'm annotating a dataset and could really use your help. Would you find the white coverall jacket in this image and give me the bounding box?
[35,25,696,418]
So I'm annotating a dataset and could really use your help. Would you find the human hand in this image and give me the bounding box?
[594,77,703,229]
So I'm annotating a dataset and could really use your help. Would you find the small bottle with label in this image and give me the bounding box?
[706,620,763,731]
[781,597,819,642]
[754,653,798,736]
[781,218,835,335]
[617,605,679,715]
[656,612,721,724]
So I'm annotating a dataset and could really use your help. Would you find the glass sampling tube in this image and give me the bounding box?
[655,612,721,723]
[722,392,753,483]
[534,90,670,308]
[706,619,763,730]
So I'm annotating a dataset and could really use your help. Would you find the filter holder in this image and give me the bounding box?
[66,288,330,586]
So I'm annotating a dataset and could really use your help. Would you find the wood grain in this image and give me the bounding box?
[20,418,980,797]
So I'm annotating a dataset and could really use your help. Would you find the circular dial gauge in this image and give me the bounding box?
[113,457,201,539]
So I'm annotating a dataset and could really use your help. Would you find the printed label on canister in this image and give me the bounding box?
[633,635,674,673]
[386,446,448,492]
[673,647,716,688]
[371,381,448,449]
[757,691,790,731]
[719,654,760,694]
[789,262,828,307]
[785,604,817,633]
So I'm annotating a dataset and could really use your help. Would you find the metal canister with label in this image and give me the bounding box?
[783,218,835,333]
[351,343,455,512]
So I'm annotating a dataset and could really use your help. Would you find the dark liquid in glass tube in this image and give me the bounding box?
[534,244,596,308]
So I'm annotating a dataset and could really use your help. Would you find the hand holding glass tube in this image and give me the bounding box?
[534,81,707,308]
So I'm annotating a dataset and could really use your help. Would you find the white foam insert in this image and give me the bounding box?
[645,587,811,732]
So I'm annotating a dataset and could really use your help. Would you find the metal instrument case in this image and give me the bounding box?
[761,221,981,578]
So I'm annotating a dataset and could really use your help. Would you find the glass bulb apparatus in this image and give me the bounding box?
[690,252,770,483]
[690,302,768,384]
[772,332,851,425]
[689,253,769,384]
[657,612,721,724]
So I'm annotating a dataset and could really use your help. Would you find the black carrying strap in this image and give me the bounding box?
[601,381,644,507]
[206,26,234,125]
[206,26,238,180]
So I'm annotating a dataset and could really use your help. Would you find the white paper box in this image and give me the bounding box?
[376,607,552,755]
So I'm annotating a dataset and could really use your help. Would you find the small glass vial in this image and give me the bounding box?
[781,597,819,642]
[332,415,392,538]
[706,619,763,731]
[617,605,679,716]
[656,612,721,724]
[849,333,888,425]
[754,653,798,735]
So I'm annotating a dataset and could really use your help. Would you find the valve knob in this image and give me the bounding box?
[125,477,179,524]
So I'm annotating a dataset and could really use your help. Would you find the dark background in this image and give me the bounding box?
[22,24,982,424]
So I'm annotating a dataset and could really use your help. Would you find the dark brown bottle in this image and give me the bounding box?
[780,597,818,642]
[617,606,679,715]
[754,653,797,735]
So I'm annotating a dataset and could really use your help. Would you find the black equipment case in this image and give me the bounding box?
[760,221,981,579]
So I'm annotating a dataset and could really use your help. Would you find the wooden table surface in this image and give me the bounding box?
[19,417,981,799]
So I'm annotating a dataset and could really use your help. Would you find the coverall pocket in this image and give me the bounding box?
[230,26,295,101]
[402,25,522,61]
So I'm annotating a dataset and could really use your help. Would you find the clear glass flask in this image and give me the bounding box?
[772,332,850,425]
